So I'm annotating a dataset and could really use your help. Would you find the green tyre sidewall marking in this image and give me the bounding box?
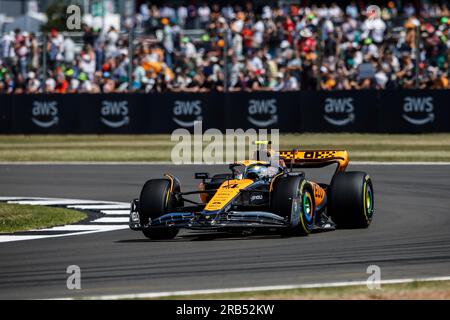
[297,180,312,235]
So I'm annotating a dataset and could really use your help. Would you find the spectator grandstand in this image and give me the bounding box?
[0,0,449,93]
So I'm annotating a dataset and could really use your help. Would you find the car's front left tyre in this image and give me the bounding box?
[271,175,315,236]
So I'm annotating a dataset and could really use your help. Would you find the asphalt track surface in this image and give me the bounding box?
[0,164,449,299]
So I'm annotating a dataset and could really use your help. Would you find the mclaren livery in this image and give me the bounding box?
[129,142,374,239]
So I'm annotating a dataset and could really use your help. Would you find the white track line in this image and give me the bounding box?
[101,210,130,215]
[92,217,129,223]
[8,199,108,206]
[67,204,129,210]
[0,197,99,202]
[76,275,450,300]
[0,226,128,243]
[0,197,130,243]
[0,235,56,242]
[0,197,48,201]
[41,225,126,231]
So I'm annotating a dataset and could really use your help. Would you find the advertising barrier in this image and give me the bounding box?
[0,90,448,133]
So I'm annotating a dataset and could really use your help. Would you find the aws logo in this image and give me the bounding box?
[402,97,434,125]
[323,98,355,126]
[247,99,278,127]
[173,100,202,127]
[100,101,129,128]
[31,101,59,128]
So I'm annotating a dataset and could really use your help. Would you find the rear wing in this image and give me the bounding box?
[279,150,349,173]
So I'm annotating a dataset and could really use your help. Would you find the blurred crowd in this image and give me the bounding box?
[1,1,450,94]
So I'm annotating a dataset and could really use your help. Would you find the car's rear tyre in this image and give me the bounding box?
[328,171,374,228]
[271,175,314,236]
[139,179,179,240]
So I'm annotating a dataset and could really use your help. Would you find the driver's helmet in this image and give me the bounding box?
[244,165,268,180]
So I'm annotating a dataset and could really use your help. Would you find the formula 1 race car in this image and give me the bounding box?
[129,143,374,239]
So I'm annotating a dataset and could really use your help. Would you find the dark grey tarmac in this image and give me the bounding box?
[0,164,449,299]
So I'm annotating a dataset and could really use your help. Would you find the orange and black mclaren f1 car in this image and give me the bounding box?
[129,146,374,239]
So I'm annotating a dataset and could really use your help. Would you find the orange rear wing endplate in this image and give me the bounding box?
[279,150,349,172]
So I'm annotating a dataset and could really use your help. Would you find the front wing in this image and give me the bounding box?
[130,207,289,231]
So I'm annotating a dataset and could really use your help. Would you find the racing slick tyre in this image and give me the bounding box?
[328,171,374,229]
[139,179,179,240]
[271,175,315,236]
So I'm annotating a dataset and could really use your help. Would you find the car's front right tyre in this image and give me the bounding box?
[139,179,179,240]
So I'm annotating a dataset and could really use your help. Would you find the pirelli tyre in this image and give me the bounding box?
[139,179,179,240]
[328,171,374,228]
[271,175,315,236]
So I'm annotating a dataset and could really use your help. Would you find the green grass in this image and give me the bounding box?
[0,203,86,233]
[0,133,450,162]
[157,280,450,300]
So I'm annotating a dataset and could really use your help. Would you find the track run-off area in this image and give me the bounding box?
[0,163,449,299]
